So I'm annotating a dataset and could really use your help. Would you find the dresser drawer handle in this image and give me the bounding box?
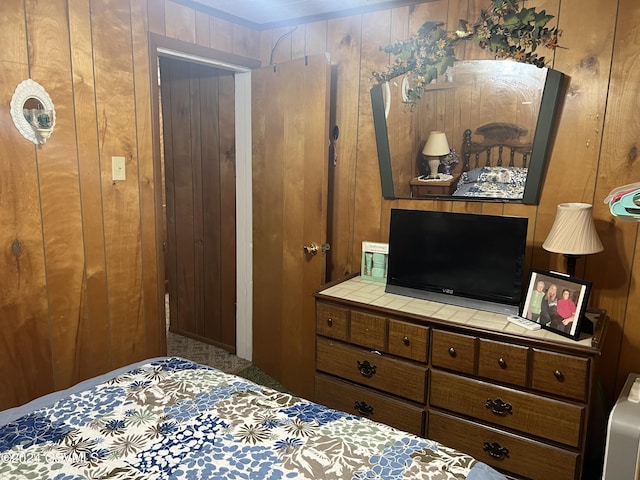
[448,347,456,357]
[402,336,410,346]
[554,370,564,380]
[497,357,507,368]
[483,441,510,460]
[357,360,377,378]
[486,398,513,416]
[327,317,333,327]
[354,400,374,416]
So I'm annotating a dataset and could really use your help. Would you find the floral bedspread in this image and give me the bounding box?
[453,166,527,199]
[0,357,504,479]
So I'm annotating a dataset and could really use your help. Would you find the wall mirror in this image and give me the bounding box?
[10,79,56,145]
[371,60,565,204]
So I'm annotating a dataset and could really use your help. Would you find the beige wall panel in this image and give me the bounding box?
[232,24,261,59]
[210,17,234,53]
[148,0,166,35]
[305,21,328,57]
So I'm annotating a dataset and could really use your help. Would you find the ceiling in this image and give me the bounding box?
[176,0,426,30]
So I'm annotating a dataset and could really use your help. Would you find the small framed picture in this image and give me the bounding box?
[521,270,592,340]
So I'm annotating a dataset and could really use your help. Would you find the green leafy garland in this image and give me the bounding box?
[372,0,560,105]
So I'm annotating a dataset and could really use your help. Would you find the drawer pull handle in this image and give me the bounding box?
[486,398,513,416]
[403,336,410,346]
[354,400,374,416]
[483,441,509,460]
[327,318,333,327]
[554,370,564,380]
[497,357,507,368]
[357,360,377,378]
[448,347,457,357]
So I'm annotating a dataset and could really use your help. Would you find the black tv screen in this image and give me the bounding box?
[385,209,528,315]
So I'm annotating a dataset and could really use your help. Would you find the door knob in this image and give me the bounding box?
[303,243,319,255]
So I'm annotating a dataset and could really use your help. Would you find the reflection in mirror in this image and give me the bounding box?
[371,60,565,204]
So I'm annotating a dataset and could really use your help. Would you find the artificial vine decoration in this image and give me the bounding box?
[372,0,560,105]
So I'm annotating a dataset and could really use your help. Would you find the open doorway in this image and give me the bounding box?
[149,34,257,361]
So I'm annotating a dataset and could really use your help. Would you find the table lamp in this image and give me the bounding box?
[422,131,450,179]
[542,203,604,277]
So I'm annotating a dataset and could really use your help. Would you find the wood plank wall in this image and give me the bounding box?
[0,0,638,411]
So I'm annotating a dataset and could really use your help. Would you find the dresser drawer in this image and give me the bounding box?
[388,320,429,362]
[316,302,350,341]
[350,310,386,351]
[531,349,589,401]
[478,338,529,387]
[431,330,476,375]
[430,370,584,447]
[316,337,427,403]
[428,410,579,480]
[315,373,424,436]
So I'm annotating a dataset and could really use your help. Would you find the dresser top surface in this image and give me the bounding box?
[317,276,599,348]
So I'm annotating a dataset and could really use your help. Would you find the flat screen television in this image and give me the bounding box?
[385,209,528,315]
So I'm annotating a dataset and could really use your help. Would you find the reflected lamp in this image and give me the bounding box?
[422,131,450,179]
[542,203,604,277]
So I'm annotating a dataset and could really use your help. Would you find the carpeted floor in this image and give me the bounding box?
[165,294,288,392]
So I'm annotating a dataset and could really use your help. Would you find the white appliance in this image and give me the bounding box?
[602,373,640,479]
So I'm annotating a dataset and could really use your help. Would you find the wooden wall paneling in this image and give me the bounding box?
[27,0,86,390]
[68,0,112,379]
[388,7,414,198]
[217,73,236,349]
[597,0,640,395]
[195,10,210,47]
[209,17,234,53]
[259,30,274,66]
[352,10,393,269]
[325,16,361,280]
[0,1,53,407]
[166,59,197,336]
[200,70,222,343]
[305,21,328,57]
[271,27,295,64]
[131,0,164,358]
[147,0,166,35]
[164,0,196,43]
[91,0,145,367]
[232,24,261,60]
[291,24,307,59]
[252,64,285,379]
[189,63,205,337]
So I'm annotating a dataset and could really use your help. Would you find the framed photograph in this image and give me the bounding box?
[361,241,388,283]
[521,269,592,340]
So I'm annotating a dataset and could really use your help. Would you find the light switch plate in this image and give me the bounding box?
[112,156,126,181]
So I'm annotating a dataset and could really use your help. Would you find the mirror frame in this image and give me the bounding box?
[10,79,56,145]
[371,62,565,204]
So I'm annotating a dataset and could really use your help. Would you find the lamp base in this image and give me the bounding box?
[428,158,441,179]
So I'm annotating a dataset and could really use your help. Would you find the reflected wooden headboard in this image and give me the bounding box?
[461,123,533,172]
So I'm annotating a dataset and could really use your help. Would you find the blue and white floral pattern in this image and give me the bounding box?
[0,358,502,479]
[454,166,527,199]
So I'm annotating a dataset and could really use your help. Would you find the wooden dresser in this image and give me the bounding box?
[313,275,608,480]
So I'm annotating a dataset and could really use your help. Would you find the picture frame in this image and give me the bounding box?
[521,269,592,340]
[361,241,389,283]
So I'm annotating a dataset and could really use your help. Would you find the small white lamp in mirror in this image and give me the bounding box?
[542,203,603,277]
[422,131,450,179]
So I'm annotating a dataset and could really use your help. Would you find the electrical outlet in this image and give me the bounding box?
[112,156,126,181]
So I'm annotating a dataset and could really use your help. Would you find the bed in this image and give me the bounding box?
[452,123,532,200]
[0,357,507,479]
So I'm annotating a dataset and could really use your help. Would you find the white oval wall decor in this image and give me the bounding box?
[10,79,56,145]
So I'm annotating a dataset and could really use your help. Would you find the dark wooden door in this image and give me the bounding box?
[160,56,236,351]
[252,54,331,399]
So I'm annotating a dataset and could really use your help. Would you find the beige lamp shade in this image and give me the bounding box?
[422,131,450,156]
[542,203,604,255]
